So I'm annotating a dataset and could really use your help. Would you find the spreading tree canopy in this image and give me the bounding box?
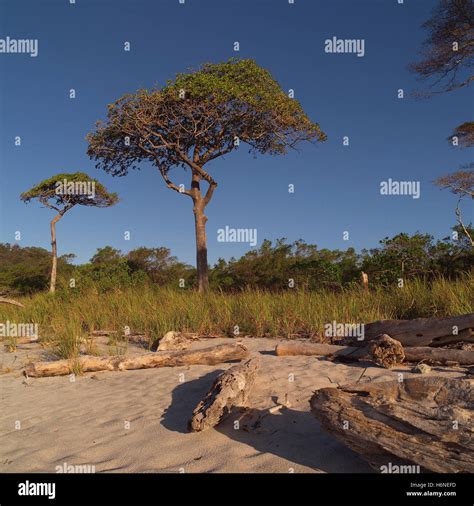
[87,58,325,291]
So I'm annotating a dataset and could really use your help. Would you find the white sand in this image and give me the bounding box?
[0,337,464,473]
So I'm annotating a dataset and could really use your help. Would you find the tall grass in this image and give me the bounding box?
[0,275,472,358]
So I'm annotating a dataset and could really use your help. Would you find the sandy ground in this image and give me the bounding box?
[0,337,466,473]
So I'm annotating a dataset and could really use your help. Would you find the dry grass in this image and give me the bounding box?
[0,275,472,359]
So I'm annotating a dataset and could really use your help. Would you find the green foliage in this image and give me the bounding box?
[209,239,360,291]
[20,172,118,212]
[362,231,473,286]
[165,58,326,154]
[209,232,472,291]
[71,246,192,293]
[361,233,434,285]
[126,246,190,284]
[90,246,123,265]
[0,244,74,295]
[87,58,325,177]
[1,229,472,296]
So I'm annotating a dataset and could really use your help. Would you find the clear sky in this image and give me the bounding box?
[0,0,471,266]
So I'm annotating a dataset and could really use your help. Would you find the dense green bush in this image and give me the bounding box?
[1,226,472,295]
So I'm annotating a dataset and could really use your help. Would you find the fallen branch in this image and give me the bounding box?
[276,341,357,358]
[24,343,249,378]
[310,377,474,473]
[0,297,25,308]
[275,339,474,366]
[189,356,260,432]
[404,346,474,365]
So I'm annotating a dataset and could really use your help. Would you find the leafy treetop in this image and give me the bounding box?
[20,172,118,213]
[87,58,326,185]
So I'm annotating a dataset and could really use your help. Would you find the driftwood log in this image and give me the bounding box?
[14,336,39,344]
[189,356,260,432]
[361,314,474,347]
[152,331,198,352]
[0,297,25,308]
[24,343,249,377]
[310,376,474,473]
[276,341,353,358]
[275,340,474,366]
[404,346,474,365]
[90,330,118,337]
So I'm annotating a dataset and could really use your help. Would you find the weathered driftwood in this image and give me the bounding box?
[404,346,474,365]
[24,343,249,378]
[152,331,197,352]
[90,330,118,337]
[310,376,474,473]
[189,356,260,432]
[0,297,25,308]
[361,314,474,347]
[276,341,356,358]
[15,336,39,344]
[368,334,405,368]
[275,340,474,366]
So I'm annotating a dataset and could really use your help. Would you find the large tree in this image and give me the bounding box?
[20,172,118,292]
[87,58,325,292]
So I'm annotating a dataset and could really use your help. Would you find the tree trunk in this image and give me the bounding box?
[194,200,209,293]
[49,213,63,293]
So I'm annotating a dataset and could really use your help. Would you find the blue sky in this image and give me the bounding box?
[0,0,471,266]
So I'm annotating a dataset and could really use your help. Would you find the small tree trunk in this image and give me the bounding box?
[360,271,369,293]
[194,200,209,293]
[49,213,63,293]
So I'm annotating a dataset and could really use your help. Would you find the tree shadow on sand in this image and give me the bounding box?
[161,372,373,473]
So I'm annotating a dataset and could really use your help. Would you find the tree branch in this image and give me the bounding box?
[455,196,474,247]
[159,169,192,197]
[203,180,218,206]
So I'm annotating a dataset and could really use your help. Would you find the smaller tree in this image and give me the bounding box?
[20,172,118,293]
[435,166,474,246]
